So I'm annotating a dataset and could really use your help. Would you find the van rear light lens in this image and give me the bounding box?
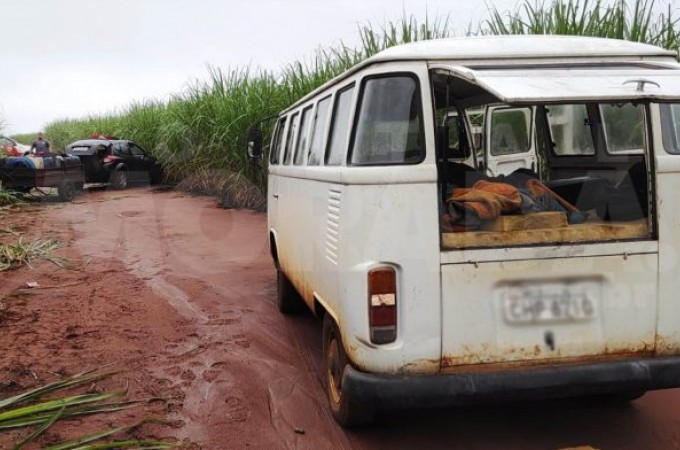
[368,267,397,344]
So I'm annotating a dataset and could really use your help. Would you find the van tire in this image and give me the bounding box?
[322,314,375,427]
[277,270,303,314]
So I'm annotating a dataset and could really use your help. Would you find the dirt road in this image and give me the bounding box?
[3,188,680,449]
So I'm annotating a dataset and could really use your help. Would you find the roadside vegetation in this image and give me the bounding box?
[23,0,680,208]
[0,239,66,272]
[0,189,24,207]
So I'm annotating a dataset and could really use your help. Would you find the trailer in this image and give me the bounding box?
[0,155,85,202]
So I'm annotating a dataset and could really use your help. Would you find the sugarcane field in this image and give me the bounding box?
[6,1,680,449]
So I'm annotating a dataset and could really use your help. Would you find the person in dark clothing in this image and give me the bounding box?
[30,132,51,156]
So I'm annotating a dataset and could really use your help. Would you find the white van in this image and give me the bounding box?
[248,36,680,426]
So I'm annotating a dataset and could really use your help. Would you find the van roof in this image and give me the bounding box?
[283,36,677,113]
[367,35,676,63]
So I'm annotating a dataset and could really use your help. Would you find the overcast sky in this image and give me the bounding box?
[1,0,676,135]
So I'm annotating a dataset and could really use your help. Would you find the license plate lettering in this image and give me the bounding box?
[502,286,598,324]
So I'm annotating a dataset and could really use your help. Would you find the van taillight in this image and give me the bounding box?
[368,267,397,344]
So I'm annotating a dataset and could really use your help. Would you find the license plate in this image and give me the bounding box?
[501,283,598,325]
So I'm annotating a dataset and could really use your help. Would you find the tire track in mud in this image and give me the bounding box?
[56,190,351,449]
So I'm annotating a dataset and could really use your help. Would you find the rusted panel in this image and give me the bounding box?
[442,340,655,373]
[655,334,680,356]
[441,352,654,374]
[349,356,441,375]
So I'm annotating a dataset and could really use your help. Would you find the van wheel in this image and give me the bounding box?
[322,315,375,427]
[57,180,76,202]
[277,270,303,314]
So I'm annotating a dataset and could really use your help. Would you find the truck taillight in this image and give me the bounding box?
[368,267,397,344]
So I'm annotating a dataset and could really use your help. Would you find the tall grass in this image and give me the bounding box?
[39,1,680,206]
[483,0,680,49]
[8,133,34,145]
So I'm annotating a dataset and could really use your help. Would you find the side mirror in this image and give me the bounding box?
[246,127,263,159]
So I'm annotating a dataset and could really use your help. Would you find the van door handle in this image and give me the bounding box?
[273,193,279,199]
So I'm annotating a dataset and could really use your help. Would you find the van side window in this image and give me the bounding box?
[661,104,680,154]
[270,117,286,164]
[294,106,313,165]
[326,85,355,166]
[547,104,595,155]
[351,75,424,165]
[283,112,300,165]
[489,108,531,156]
[601,103,644,153]
[308,96,332,166]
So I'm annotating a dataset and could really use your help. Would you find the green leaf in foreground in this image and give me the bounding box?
[13,402,66,450]
[0,370,115,410]
[0,370,178,448]
[42,422,176,450]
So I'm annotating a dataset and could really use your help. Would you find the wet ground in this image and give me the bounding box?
[2,187,680,449]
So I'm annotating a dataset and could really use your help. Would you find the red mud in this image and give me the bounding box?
[2,188,680,449]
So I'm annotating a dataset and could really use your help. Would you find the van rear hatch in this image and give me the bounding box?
[440,244,658,368]
[429,65,680,104]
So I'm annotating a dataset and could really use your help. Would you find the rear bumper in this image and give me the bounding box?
[342,356,680,409]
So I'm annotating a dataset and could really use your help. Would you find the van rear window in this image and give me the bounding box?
[351,75,424,165]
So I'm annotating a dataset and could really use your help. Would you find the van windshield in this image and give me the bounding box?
[432,72,652,250]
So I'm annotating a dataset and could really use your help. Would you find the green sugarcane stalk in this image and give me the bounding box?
[0,370,116,410]
[0,400,143,429]
[13,402,66,450]
[0,391,124,423]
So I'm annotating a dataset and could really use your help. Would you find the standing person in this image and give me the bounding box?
[30,132,51,156]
